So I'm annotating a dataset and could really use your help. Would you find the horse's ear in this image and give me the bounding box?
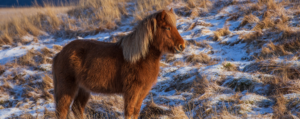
[170,8,173,12]
[161,10,166,20]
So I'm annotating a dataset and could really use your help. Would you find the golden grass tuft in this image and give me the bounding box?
[0,65,4,75]
[186,39,212,49]
[41,47,54,57]
[134,0,172,21]
[185,53,216,65]
[165,54,176,63]
[259,38,300,58]
[140,102,173,118]
[0,5,67,45]
[239,14,259,28]
[53,45,63,51]
[253,17,275,31]
[213,27,231,41]
[192,76,209,95]
[18,49,38,66]
[239,31,263,41]
[42,74,53,90]
[186,22,197,31]
[222,62,238,71]
[186,0,212,9]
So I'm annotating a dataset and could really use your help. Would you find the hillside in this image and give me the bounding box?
[0,0,300,118]
[0,0,77,7]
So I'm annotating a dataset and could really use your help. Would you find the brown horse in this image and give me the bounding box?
[52,8,185,119]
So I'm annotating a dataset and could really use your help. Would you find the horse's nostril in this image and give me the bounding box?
[179,44,182,50]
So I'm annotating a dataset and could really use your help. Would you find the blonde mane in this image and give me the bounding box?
[118,10,176,63]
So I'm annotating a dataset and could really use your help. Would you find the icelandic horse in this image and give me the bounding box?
[52,8,185,119]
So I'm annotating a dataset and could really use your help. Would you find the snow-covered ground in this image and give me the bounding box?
[0,0,300,118]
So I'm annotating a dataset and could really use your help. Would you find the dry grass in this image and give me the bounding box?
[0,0,130,45]
[0,65,4,75]
[239,31,263,41]
[185,53,215,65]
[222,62,238,71]
[239,14,259,28]
[0,5,67,45]
[213,27,231,41]
[186,22,197,31]
[252,17,275,31]
[260,37,300,58]
[17,48,54,67]
[0,7,72,26]
[134,0,172,21]
[186,0,212,9]
[140,102,171,118]
[186,40,212,49]
[53,45,63,51]
[165,54,176,63]
[68,0,126,27]
[192,76,209,96]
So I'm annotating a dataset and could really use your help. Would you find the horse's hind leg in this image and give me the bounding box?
[71,88,90,119]
[55,78,78,119]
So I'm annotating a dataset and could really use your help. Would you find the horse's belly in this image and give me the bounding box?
[79,79,123,94]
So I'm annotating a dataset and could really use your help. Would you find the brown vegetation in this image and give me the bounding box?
[213,27,231,41]
[239,14,259,28]
[223,62,238,71]
[185,53,216,65]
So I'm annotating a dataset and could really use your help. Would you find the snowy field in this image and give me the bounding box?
[0,0,300,118]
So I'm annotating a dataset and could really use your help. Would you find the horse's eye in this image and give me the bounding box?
[166,27,170,30]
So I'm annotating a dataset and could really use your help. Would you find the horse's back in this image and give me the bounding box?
[53,39,124,93]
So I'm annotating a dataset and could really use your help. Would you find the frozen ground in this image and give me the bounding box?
[0,0,300,118]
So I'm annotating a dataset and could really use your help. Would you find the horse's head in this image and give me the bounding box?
[118,8,185,63]
[152,8,185,54]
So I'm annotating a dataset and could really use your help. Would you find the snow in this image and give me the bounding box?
[1,0,300,118]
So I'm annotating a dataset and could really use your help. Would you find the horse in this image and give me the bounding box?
[52,8,185,119]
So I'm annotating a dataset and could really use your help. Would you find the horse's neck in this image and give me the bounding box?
[145,45,162,63]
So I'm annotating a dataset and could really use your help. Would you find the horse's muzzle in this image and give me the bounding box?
[174,44,184,53]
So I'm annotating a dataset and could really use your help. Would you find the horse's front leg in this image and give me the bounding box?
[124,83,143,119]
[133,84,153,119]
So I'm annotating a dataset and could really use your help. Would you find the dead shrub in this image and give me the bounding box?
[185,53,215,65]
[239,31,263,41]
[253,17,275,31]
[53,45,63,51]
[260,38,300,58]
[170,106,189,118]
[0,65,5,75]
[239,14,259,28]
[196,40,212,49]
[213,27,231,41]
[18,49,38,66]
[140,102,173,118]
[165,54,176,63]
[192,76,209,95]
[186,40,212,49]
[18,48,53,66]
[186,22,197,31]
[42,74,53,90]
[222,62,238,71]
[186,0,212,9]
[134,0,172,21]
[272,94,288,118]
[197,21,213,27]
[42,108,56,119]
[41,47,54,57]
